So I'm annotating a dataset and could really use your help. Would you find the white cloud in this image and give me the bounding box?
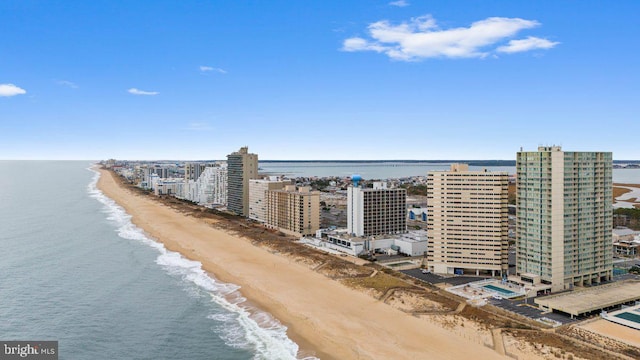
[342,15,557,61]
[497,36,560,53]
[57,80,78,89]
[128,88,159,96]
[342,37,388,53]
[185,122,214,131]
[389,0,409,7]
[0,83,27,97]
[199,66,227,74]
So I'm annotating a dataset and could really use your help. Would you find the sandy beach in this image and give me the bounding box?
[97,168,506,359]
[580,319,640,348]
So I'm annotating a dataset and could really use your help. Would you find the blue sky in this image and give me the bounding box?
[1,1,638,160]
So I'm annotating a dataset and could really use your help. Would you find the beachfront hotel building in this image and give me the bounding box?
[265,185,320,237]
[516,146,613,292]
[426,164,509,276]
[347,179,407,237]
[248,177,290,222]
[227,147,258,216]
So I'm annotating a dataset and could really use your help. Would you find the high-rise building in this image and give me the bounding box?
[426,164,509,276]
[265,185,320,237]
[199,165,228,206]
[185,162,207,181]
[347,179,406,237]
[516,146,612,292]
[227,147,258,216]
[249,177,290,222]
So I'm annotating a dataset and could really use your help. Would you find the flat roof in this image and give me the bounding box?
[613,228,639,236]
[535,281,640,317]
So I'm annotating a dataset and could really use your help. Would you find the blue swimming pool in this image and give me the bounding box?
[615,311,640,324]
[483,284,518,297]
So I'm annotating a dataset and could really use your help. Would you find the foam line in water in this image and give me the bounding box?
[87,166,317,360]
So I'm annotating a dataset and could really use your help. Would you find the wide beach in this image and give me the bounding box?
[96,168,505,359]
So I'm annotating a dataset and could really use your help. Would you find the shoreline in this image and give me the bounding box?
[95,167,505,359]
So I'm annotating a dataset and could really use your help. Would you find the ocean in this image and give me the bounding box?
[259,161,640,183]
[0,161,307,360]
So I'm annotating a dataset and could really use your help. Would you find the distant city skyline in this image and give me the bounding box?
[1,1,639,160]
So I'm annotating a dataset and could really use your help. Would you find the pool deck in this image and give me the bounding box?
[447,279,525,300]
[603,304,640,330]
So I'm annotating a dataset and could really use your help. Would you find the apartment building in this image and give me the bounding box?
[347,181,406,237]
[265,185,320,237]
[248,177,290,222]
[227,147,258,216]
[426,164,509,276]
[516,146,613,292]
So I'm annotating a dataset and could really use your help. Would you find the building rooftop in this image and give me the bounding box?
[613,227,639,237]
[535,281,640,317]
[318,228,426,243]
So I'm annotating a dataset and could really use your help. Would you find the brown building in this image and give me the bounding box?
[265,185,320,237]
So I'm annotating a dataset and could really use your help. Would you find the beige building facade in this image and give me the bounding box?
[227,147,258,216]
[265,185,320,237]
[248,178,290,223]
[427,164,509,276]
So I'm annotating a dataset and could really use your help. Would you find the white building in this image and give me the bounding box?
[178,165,227,207]
[347,179,406,237]
[198,165,228,207]
[310,228,427,257]
[154,178,184,196]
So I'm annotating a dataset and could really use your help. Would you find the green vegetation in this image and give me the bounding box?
[341,272,411,295]
[309,178,331,191]
[614,208,640,230]
[400,184,428,196]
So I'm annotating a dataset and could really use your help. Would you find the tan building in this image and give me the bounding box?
[427,164,509,276]
[248,178,290,223]
[265,185,320,237]
[227,147,258,216]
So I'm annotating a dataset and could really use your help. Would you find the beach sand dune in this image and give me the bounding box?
[98,169,505,360]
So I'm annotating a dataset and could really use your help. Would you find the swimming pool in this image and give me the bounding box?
[615,311,640,324]
[482,284,518,297]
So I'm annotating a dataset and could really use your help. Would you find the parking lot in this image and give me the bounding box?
[489,298,577,325]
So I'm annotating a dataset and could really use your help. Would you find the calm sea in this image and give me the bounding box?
[259,161,640,184]
[0,161,309,360]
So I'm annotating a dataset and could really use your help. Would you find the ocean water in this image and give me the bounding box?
[0,161,308,360]
[259,161,640,183]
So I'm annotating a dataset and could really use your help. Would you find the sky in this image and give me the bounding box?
[1,0,638,160]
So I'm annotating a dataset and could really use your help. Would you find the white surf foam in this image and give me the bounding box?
[87,166,317,360]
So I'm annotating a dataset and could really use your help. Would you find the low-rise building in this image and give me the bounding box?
[310,228,427,257]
